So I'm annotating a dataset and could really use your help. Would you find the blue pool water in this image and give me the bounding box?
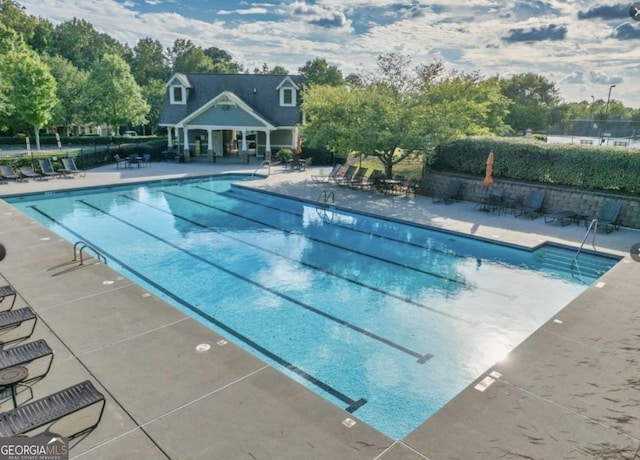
[6,176,619,439]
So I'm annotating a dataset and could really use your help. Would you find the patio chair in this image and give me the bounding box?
[60,158,85,177]
[141,153,151,167]
[19,166,43,181]
[432,179,462,204]
[38,159,59,179]
[311,163,342,183]
[0,306,37,347]
[594,201,622,233]
[114,154,127,169]
[0,165,22,183]
[515,190,545,219]
[0,380,105,439]
[0,284,17,312]
[127,153,142,168]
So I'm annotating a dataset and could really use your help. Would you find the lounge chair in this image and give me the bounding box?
[593,201,622,233]
[0,306,37,347]
[346,167,369,188]
[38,159,59,178]
[60,158,85,177]
[311,163,342,183]
[515,190,545,218]
[333,165,357,185]
[0,165,22,183]
[0,380,105,439]
[359,170,384,191]
[0,284,17,312]
[19,166,44,181]
[432,179,462,204]
[0,339,54,385]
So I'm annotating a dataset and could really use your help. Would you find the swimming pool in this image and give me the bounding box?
[6,176,620,439]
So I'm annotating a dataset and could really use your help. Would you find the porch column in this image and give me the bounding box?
[183,127,190,162]
[207,129,215,163]
[241,129,247,151]
[265,130,272,161]
[167,128,173,150]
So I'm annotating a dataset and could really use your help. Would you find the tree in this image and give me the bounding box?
[302,84,426,178]
[298,58,343,86]
[498,73,560,133]
[303,62,509,178]
[85,53,149,136]
[169,39,214,73]
[49,18,126,71]
[140,78,166,135]
[42,55,88,136]
[253,63,288,75]
[131,37,169,83]
[4,49,58,149]
[203,46,243,73]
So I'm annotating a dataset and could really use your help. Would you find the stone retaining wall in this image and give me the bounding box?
[422,170,640,229]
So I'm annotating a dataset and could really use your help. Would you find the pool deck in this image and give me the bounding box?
[0,159,638,459]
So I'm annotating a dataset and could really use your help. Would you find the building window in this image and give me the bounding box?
[280,87,295,107]
[170,85,186,104]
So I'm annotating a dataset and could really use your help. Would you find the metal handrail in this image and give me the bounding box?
[73,241,107,265]
[318,190,334,203]
[574,219,597,263]
[251,160,271,177]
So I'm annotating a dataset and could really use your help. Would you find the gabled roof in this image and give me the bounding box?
[180,91,276,130]
[159,73,305,128]
[166,73,192,89]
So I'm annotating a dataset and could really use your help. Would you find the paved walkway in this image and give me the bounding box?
[0,159,638,459]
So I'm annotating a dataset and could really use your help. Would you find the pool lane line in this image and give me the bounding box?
[27,204,368,414]
[76,199,435,365]
[198,185,467,260]
[123,194,476,328]
[162,190,468,287]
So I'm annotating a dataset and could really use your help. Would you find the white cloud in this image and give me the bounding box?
[15,0,640,107]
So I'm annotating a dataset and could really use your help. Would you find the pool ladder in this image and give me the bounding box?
[251,160,271,177]
[573,219,597,264]
[73,241,107,266]
[318,190,334,203]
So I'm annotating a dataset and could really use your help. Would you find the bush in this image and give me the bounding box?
[277,148,293,162]
[432,137,640,194]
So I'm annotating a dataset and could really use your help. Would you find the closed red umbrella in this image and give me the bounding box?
[483,150,494,187]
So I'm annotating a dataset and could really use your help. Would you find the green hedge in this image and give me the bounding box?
[432,137,640,195]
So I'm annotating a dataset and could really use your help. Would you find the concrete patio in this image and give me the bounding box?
[0,158,638,459]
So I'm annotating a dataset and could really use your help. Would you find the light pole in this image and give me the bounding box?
[601,85,616,144]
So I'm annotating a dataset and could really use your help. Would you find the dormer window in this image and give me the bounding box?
[170,85,186,105]
[277,77,299,107]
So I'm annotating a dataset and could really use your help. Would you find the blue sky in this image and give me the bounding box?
[18,0,640,107]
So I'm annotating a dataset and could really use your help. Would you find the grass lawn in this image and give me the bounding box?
[347,154,424,180]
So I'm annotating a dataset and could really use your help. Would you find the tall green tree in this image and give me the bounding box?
[131,37,169,83]
[85,53,149,136]
[169,39,214,73]
[4,49,58,149]
[497,73,560,133]
[49,18,126,71]
[203,46,243,73]
[298,58,343,86]
[42,55,88,136]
